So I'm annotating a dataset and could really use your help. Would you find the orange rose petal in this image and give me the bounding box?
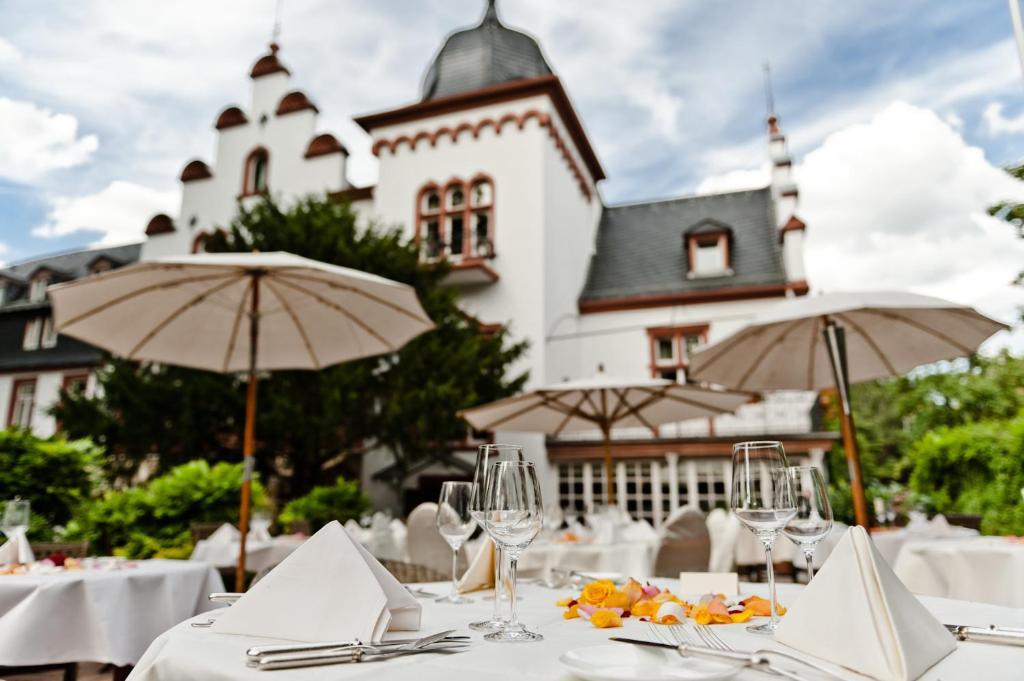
[602,591,630,609]
[729,609,754,623]
[564,604,580,620]
[591,609,623,628]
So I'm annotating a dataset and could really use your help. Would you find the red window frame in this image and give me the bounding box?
[647,324,710,382]
[415,174,494,262]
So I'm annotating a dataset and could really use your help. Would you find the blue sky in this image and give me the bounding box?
[1,0,1023,339]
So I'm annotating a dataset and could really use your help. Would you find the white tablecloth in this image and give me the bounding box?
[191,535,306,573]
[128,579,1024,680]
[516,539,658,577]
[894,536,1024,607]
[0,559,223,667]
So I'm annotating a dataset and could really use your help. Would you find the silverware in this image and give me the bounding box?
[690,625,840,679]
[251,631,468,670]
[404,586,440,598]
[246,631,467,659]
[208,592,242,604]
[190,618,216,628]
[609,638,809,681]
[945,624,1024,646]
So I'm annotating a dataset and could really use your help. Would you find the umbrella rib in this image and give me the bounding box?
[610,387,659,436]
[735,318,806,389]
[221,278,253,372]
[277,272,433,325]
[477,394,581,431]
[857,308,975,356]
[57,272,241,329]
[272,277,391,353]
[690,325,758,374]
[833,312,897,376]
[126,274,247,360]
[264,278,321,369]
[634,386,744,415]
[552,393,590,437]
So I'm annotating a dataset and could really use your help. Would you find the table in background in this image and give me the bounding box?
[516,538,658,577]
[191,535,306,573]
[0,559,223,668]
[128,579,1024,680]
[894,536,1024,607]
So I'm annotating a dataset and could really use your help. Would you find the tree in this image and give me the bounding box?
[55,196,528,499]
[989,162,1024,312]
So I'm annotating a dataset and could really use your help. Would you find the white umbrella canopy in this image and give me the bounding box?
[688,290,1008,528]
[459,372,751,504]
[688,290,1008,392]
[49,252,434,373]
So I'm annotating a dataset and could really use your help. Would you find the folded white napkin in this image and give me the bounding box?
[623,520,658,542]
[207,523,240,544]
[0,529,34,564]
[928,514,950,536]
[775,526,956,681]
[249,520,273,544]
[212,521,421,643]
[457,537,495,593]
[344,518,363,536]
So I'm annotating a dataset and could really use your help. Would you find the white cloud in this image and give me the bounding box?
[796,101,1024,326]
[33,181,179,245]
[0,98,98,183]
[694,163,769,195]
[982,101,1024,136]
[0,37,20,65]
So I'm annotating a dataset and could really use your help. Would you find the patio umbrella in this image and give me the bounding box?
[49,252,434,589]
[458,371,751,504]
[688,290,1008,528]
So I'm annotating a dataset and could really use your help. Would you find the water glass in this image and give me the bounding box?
[468,444,524,632]
[782,466,833,581]
[730,441,796,635]
[1,499,30,537]
[435,481,477,604]
[482,461,544,642]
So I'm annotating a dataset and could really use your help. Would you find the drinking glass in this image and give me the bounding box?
[468,444,524,632]
[435,481,477,604]
[782,466,833,581]
[482,461,544,642]
[730,441,796,635]
[1,499,30,538]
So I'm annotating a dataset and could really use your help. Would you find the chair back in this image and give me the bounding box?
[381,559,448,584]
[30,541,90,559]
[653,507,710,577]
[405,502,466,576]
[706,507,743,572]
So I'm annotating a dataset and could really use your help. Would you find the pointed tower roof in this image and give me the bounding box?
[421,0,552,100]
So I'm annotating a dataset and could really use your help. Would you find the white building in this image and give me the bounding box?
[4,1,835,522]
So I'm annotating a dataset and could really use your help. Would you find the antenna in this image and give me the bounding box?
[271,0,283,46]
[763,62,776,118]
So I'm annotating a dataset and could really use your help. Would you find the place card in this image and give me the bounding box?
[679,571,738,596]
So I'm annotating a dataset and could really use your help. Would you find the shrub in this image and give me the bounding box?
[0,429,101,539]
[908,412,1024,535]
[69,460,266,558]
[278,476,369,531]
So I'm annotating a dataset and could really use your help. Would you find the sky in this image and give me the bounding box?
[1,0,1023,347]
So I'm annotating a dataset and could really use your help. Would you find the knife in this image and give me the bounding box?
[246,629,462,659]
[945,624,1024,646]
[609,638,818,681]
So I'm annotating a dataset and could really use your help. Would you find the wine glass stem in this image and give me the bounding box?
[763,539,779,627]
[507,554,520,628]
[492,546,506,620]
[450,547,459,597]
[804,548,815,581]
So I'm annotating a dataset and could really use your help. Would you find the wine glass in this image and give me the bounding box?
[481,460,544,642]
[782,466,833,581]
[1,498,30,539]
[468,444,524,632]
[730,441,796,635]
[435,481,477,604]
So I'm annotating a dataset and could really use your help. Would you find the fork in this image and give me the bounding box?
[693,625,840,680]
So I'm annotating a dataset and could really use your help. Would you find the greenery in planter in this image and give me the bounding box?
[0,429,101,540]
[67,460,266,558]
[277,476,369,532]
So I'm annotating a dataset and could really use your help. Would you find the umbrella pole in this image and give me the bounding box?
[236,274,261,591]
[602,425,615,506]
[823,320,870,528]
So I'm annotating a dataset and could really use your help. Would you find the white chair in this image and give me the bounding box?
[405,502,467,577]
[653,507,710,577]
[706,507,743,572]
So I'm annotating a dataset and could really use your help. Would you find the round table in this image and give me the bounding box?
[0,559,223,667]
[128,579,1024,680]
[516,539,658,577]
[894,536,1024,607]
[191,535,306,573]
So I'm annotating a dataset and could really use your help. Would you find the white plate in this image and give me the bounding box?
[559,644,739,681]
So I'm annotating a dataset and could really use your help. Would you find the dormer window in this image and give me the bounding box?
[29,274,49,302]
[243,148,270,195]
[684,219,733,278]
[648,325,709,382]
[416,176,495,262]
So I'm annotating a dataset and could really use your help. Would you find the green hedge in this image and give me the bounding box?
[68,460,266,558]
[0,429,101,539]
[909,412,1024,535]
[278,476,369,532]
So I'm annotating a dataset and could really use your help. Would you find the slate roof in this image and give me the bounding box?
[421,0,552,100]
[0,243,142,308]
[580,187,787,302]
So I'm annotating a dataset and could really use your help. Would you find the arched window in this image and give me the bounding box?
[415,176,494,262]
[243,148,269,195]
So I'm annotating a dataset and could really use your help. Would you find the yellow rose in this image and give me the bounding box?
[601,590,630,609]
[580,580,616,605]
[563,604,580,619]
[590,609,623,629]
[631,599,660,618]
